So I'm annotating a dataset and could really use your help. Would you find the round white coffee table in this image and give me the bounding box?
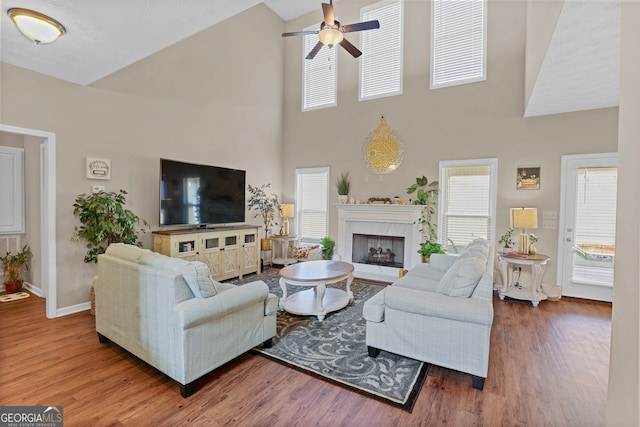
[278,260,354,321]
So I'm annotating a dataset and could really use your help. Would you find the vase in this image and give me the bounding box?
[338,195,348,204]
[529,243,537,255]
[4,280,22,294]
[260,238,272,251]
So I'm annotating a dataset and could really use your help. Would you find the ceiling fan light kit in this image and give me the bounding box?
[7,8,66,45]
[282,1,380,60]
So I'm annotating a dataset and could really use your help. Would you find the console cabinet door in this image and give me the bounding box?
[220,232,239,279]
[199,236,221,278]
[240,229,259,275]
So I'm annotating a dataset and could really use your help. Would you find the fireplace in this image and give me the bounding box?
[336,204,423,282]
[352,234,404,268]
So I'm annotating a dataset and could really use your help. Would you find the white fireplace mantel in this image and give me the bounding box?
[336,204,423,282]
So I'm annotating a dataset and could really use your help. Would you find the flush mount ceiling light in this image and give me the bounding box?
[7,8,66,44]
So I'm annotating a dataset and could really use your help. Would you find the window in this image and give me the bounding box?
[0,146,25,234]
[438,159,497,253]
[431,0,487,89]
[303,25,337,111]
[295,167,330,244]
[360,0,403,101]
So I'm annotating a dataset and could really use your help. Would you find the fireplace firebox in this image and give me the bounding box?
[352,233,404,269]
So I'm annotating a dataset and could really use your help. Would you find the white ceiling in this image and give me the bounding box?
[0,0,620,117]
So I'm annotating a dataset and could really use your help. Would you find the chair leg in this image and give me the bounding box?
[180,381,196,398]
[263,338,273,348]
[367,346,380,358]
[472,375,485,390]
[97,333,110,344]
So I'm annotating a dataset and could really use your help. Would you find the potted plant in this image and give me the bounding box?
[528,233,538,255]
[247,183,281,250]
[336,172,350,203]
[1,245,32,293]
[72,190,149,263]
[320,236,335,260]
[499,228,515,253]
[417,241,445,263]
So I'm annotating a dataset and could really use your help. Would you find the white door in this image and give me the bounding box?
[558,153,617,301]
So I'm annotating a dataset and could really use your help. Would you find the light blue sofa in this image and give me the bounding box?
[363,238,494,390]
[94,243,277,397]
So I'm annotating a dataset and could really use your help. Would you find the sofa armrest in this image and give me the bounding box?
[173,280,269,329]
[384,286,493,326]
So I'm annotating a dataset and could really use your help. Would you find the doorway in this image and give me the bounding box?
[558,153,617,302]
[0,124,57,318]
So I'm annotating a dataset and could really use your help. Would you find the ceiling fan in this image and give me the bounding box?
[282,0,380,60]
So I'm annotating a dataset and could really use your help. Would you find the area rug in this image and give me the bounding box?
[227,268,429,412]
[0,291,30,303]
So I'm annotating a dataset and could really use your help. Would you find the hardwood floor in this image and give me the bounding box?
[0,289,611,426]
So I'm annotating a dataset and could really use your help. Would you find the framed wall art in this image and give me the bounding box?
[86,157,111,180]
[517,166,540,190]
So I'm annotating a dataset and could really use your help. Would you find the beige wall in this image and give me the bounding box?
[0,4,285,308]
[607,2,640,425]
[282,0,618,286]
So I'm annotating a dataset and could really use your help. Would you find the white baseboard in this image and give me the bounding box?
[23,282,45,298]
[57,302,91,317]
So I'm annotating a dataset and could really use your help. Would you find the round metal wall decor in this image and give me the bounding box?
[362,115,404,175]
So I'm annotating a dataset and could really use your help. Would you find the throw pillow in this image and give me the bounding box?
[436,254,486,298]
[293,245,319,260]
[139,254,217,298]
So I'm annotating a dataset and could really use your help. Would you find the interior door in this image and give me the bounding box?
[558,153,617,301]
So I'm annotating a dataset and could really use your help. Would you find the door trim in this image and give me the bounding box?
[557,152,617,301]
[0,124,57,318]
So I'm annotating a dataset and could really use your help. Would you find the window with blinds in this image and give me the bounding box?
[572,167,617,286]
[438,159,497,253]
[431,0,487,89]
[359,0,403,101]
[303,25,337,111]
[295,167,330,244]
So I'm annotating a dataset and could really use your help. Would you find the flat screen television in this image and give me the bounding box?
[160,158,246,227]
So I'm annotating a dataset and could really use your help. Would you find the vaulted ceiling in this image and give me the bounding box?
[0,0,620,117]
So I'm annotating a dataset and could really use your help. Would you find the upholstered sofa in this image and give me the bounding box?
[362,238,494,390]
[94,243,277,397]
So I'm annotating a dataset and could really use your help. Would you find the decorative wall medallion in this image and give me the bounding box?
[86,157,111,180]
[362,115,404,175]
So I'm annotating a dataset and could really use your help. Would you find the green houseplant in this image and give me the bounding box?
[1,245,32,293]
[417,241,445,262]
[499,228,515,253]
[336,172,350,203]
[247,183,281,249]
[320,236,335,260]
[72,190,149,263]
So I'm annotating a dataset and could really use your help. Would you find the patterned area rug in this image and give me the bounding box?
[227,268,428,412]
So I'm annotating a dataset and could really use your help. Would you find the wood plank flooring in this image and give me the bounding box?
[0,289,611,426]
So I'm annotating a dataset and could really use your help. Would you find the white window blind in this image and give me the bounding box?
[431,0,487,89]
[360,0,403,101]
[303,25,337,111]
[0,146,25,234]
[439,159,497,253]
[574,168,617,247]
[295,167,329,243]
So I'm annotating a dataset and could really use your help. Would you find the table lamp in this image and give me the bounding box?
[280,204,294,235]
[511,207,538,254]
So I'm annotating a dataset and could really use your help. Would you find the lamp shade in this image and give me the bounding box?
[8,8,66,44]
[511,208,538,230]
[280,204,295,219]
[319,28,343,47]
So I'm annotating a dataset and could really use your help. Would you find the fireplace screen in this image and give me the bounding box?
[352,233,404,268]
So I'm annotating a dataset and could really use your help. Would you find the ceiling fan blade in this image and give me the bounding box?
[341,20,380,33]
[306,41,324,60]
[322,3,335,25]
[282,30,319,37]
[339,37,362,58]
